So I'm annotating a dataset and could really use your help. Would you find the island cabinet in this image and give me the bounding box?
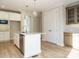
[15,33,41,57]
[19,34,24,54]
[66,5,79,24]
[14,33,20,48]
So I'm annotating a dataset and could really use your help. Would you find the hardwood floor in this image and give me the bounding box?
[35,41,72,58]
[0,41,79,58]
[35,41,79,58]
[0,42,23,58]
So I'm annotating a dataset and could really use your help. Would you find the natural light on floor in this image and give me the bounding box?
[67,49,79,58]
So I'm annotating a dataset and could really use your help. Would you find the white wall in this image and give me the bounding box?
[42,6,64,46]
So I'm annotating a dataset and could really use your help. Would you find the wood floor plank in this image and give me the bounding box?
[0,42,23,58]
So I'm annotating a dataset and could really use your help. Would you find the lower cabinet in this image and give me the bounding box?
[19,34,24,54]
[24,34,41,57]
[14,33,24,54]
[0,32,10,42]
[64,32,79,49]
[64,32,72,47]
[14,33,20,48]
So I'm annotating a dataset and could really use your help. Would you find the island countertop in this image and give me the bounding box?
[20,32,46,35]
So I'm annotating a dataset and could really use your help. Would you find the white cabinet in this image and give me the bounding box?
[0,32,10,42]
[72,34,79,49]
[14,33,20,48]
[0,11,21,21]
[24,33,41,57]
[9,13,21,21]
[0,11,9,19]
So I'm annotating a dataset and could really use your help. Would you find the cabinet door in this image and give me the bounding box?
[14,34,20,48]
[25,34,41,57]
[44,9,57,44]
[72,34,79,49]
[0,11,9,19]
[64,33,72,47]
[9,13,21,21]
[0,32,10,42]
[77,7,79,23]
[20,34,24,54]
[66,8,75,24]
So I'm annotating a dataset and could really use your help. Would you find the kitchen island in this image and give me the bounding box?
[19,33,41,58]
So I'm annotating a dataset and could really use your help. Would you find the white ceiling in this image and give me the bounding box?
[0,0,79,12]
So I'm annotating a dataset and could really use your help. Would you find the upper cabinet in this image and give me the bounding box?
[0,11,21,21]
[66,5,79,25]
[9,13,21,21]
[77,7,79,23]
[0,11,9,19]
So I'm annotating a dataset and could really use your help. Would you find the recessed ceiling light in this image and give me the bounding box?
[26,5,29,7]
[1,5,5,8]
[33,11,37,16]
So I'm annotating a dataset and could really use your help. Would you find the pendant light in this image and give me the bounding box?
[33,0,37,16]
